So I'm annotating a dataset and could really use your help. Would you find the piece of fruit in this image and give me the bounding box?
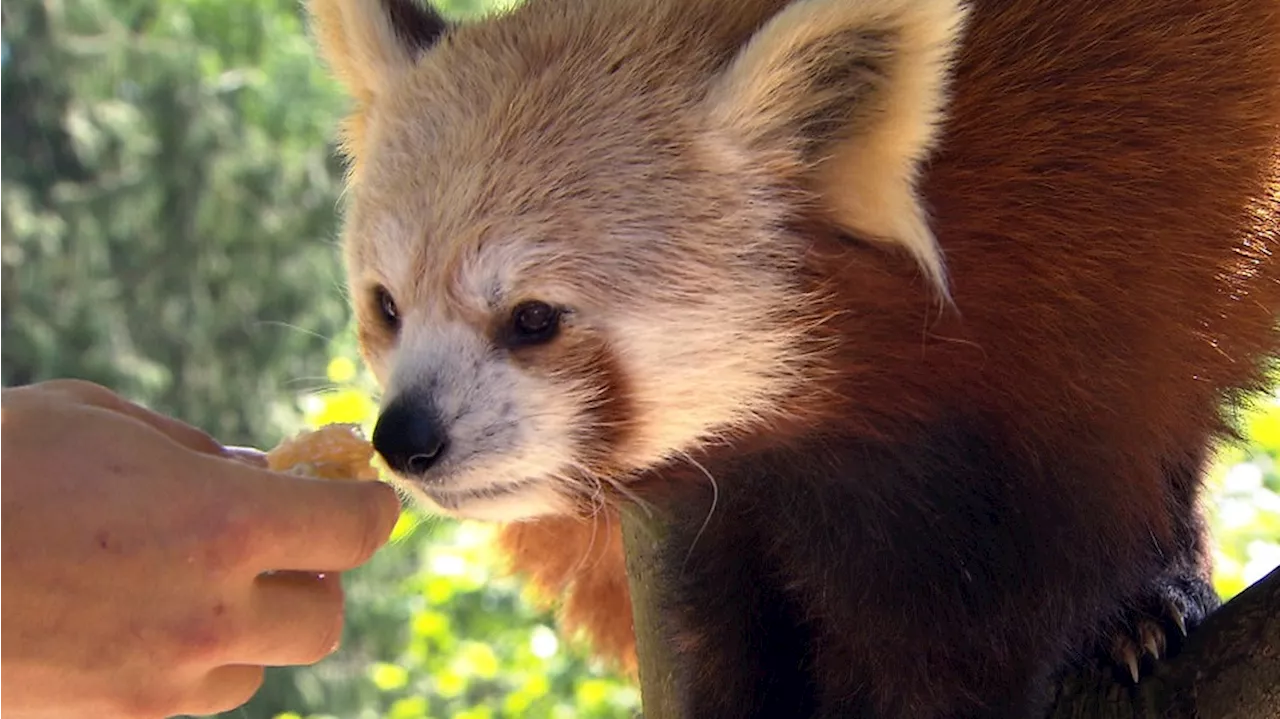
[266,423,379,481]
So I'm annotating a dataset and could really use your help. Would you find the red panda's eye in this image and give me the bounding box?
[509,300,560,346]
[374,285,400,332]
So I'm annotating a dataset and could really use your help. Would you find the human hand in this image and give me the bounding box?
[0,380,402,719]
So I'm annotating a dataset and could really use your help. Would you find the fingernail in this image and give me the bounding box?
[224,446,270,467]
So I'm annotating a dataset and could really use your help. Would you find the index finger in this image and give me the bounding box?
[37,379,228,457]
[202,454,404,573]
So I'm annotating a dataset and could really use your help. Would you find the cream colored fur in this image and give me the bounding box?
[706,0,969,296]
[310,0,418,100]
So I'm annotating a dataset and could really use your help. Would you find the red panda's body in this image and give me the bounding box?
[309,0,1280,715]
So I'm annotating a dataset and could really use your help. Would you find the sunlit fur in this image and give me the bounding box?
[310,0,1280,703]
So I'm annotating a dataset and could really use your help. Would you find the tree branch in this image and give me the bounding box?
[620,507,1280,719]
[621,509,682,719]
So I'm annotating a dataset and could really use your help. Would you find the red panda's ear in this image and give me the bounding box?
[307,0,447,106]
[704,0,969,297]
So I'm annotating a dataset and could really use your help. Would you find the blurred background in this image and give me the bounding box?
[2,0,1276,717]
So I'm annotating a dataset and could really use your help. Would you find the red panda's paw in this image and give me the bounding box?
[1105,572,1220,683]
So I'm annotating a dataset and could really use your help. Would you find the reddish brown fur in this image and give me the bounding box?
[495,512,636,672]
[516,334,639,479]
[495,0,1280,673]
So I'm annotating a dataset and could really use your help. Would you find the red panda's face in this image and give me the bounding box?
[345,44,816,521]
[315,0,964,520]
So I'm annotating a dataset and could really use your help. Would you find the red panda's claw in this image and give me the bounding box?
[1122,647,1141,684]
[1109,635,1142,684]
[1138,619,1164,661]
[1166,601,1188,637]
[1107,618,1167,683]
[1106,613,1173,683]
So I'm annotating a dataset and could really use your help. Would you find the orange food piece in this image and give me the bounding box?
[266,423,380,481]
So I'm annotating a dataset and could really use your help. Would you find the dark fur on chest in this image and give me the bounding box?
[637,414,1206,718]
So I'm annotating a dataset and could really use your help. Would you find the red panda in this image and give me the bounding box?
[307,0,1280,715]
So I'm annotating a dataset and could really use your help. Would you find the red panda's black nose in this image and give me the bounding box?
[371,395,449,476]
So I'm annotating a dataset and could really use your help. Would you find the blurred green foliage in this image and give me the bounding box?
[1,0,352,447]
[1206,396,1280,599]
[1,0,1276,717]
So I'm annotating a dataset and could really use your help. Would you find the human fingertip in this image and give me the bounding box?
[364,481,404,539]
[336,481,402,568]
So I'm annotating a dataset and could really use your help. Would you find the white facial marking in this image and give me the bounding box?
[407,481,575,522]
[609,298,806,469]
[382,320,585,519]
